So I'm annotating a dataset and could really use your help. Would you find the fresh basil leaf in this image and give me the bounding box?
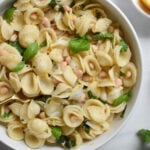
[113,91,131,106]
[52,126,62,140]
[92,33,113,41]
[23,42,39,62]
[3,112,10,119]
[69,36,90,53]
[120,39,128,53]
[81,121,90,134]
[137,129,150,144]
[49,0,57,9]
[11,61,25,72]
[9,41,25,55]
[3,7,16,23]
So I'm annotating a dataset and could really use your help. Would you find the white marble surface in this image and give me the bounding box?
[0,0,150,150]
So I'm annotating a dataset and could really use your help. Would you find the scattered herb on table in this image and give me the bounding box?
[137,129,150,144]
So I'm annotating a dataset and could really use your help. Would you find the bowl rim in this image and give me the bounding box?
[0,0,143,150]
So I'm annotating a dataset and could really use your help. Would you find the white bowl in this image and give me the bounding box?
[131,0,150,18]
[0,0,143,150]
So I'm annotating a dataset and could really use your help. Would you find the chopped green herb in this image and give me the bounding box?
[113,91,131,106]
[49,0,57,9]
[3,112,10,119]
[40,40,47,48]
[120,39,128,53]
[23,42,39,62]
[70,0,75,7]
[88,91,97,99]
[120,104,127,118]
[81,121,90,134]
[3,7,16,23]
[137,129,150,144]
[69,36,90,53]
[9,41,25,55]
[36,95,49,103]
[57,135,76,149]
[120,71,126,77]
[87,90,106,104]
[92,33,113,41]
[52,126,62,140]
[11,61,25,72]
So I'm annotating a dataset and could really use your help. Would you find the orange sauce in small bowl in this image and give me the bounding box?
[138,0,150,15]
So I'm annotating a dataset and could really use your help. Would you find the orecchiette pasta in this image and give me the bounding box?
[0,0,137,149]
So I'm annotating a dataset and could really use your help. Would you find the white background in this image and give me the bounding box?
[0,0,150,150]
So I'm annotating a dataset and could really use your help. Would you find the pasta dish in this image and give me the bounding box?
[0,0,137,149]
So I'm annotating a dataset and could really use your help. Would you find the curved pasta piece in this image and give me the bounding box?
[63,66,77,86]
[79,120,109,140]
[11,10,25,31]
[32,52,52,75]
[14,0,33,11]
[49,48,64,62]
[0,105,16,123]
[69,131,83,147]
[62,11,75,31]
[20,103,29,124]
[31,0,51,8]
[1,20,14,40]
[46,116,65,126]
[9,72,21,93]
[98,40,112,53]
[69,84,83,100]
[113,29,121,46]
[9,102,23,117]
[55,12,70,32]
[63,105,84,128]
[0,67,9,81]
[44,98,63,117]
[110,102,127,114]
[17,64,33,75]
[0,82,14,101]
[24,8,44,25]
[25,131,45,149]
[121,62,137,87]
[47,135,57,144]
[114,45,131,67]
[84,55,101,76]
[19,25,39,48]
[107,86,123,104]
[28,100,40,119]
[52,83,72,98]
[96,50,113,67]
[98,78,114,87]
[92,18,112,33]
[38,75,54,95]
[108,66,120,83]
[83,99,110,123]
[62,126,75,136]
[21,72,40,97]
[7,121,25,141]
[27,118,51,139]
[0,43,22,70]
[87,81,107,101]
[56,0,73,6]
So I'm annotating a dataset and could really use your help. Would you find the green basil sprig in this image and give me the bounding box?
[113,91,131,106]
[3,7,16,23]
[92,33,113,41]
[23,42,39,62]
[11,61,25,72]
[51,126,62,140]
[69,36,90,53]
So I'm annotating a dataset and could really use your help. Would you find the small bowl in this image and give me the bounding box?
[131,0,150,18]
[0,0,143,150]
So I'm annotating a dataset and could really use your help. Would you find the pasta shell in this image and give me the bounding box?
[9,102,22,117]
[31,0,51,8]
[7,121,25,141]
[21,72,40,97]
[63,105,84,128]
